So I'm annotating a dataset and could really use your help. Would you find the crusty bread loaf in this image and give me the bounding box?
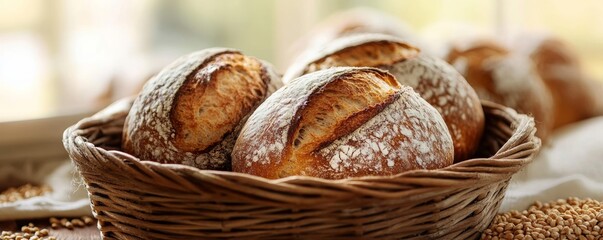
[288,8,432,67]
[514,34,599,129]
[122,48,281,170]
[307,8,424,46]
[284,34,484,162]
[420,22,492,60]
[583,77,603,118]
[232,67,454,179]
[445,39,554,141]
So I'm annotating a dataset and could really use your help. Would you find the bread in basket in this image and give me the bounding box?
[63,96,539,239]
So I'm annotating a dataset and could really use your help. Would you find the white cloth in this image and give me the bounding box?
[0,159,91,220]
[501,116,603,212]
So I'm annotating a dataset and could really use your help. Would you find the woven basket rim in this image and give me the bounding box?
[64,98,540,188]
[61,97,541,239]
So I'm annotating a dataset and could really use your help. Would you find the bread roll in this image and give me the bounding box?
[445,39,554,141]
[122,48,281,170]
[583,77,603,118]
[288,7,432,66]
[232,67,453,179]
[420,22,493,60]
[284,34,484,162]
[514,34,599,129]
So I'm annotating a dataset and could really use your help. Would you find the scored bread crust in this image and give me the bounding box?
[309,8,421,47]
[287,7,432,69]
[122,48,281,170]
[283,34,419,84]
[284,34,484,161]
[232,67,453,179]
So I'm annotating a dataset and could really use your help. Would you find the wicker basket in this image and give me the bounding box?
[63,98,540,240]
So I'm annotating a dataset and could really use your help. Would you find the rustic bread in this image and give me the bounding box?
[445,39,554,141]
[288,8,432,67]
[122,48,281,170]
[583,77,603,118]
[232,67,454,179]
[308,8,423,46]
[285,34,484,161]
[514,34,600,129]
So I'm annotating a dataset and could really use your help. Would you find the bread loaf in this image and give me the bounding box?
[445,39,554,141]
[514,34,599,129]
[232,67,453,179]
[284,34,484,161]
[288,7,432,66]
[583,77,603,118]
[122,48,281,170]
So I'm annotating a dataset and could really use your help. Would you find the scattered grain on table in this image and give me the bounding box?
[482,197,603,240]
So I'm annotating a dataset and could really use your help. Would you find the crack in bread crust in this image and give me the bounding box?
[313,87,453,179]
[287,70,399,148]
[286,34,484,161]
[171,52,269,153]
[232,67,454,179]
[283,34,419,84]
[122,48,280,170]
[283,71,400,177]
[305,40,419,74]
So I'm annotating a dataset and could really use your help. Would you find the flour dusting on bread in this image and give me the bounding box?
[319,86,452,173]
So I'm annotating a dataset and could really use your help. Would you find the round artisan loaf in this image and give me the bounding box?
[445,39,554,141]
[122,48,281,170]
[514,34,599,129]
[288,8,432,66]
[232,67,454,179]
[284,34,484,162]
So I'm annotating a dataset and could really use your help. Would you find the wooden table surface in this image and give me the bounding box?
[0,217,101,240]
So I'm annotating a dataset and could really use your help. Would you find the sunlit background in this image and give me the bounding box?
[1,0,603,121]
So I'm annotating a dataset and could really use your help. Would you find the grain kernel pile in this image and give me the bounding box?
[0,223,55,240]
[0,184,52,204]
[49,216,95,230]
[482,197,603,240]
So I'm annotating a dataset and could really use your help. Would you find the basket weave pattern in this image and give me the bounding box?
[63,99,540,240]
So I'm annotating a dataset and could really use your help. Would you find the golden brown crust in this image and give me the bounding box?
[583,78,603,117]
[286,71,400,173]
[284,34,484,161]
[516,35,596,129]
[284,34,419,84]
[232,67,454,179]
[305,41,419,75]
[171,53,268,152]
[445,41,509,104]
[446,40,554,141]
[321,8,413,39]
[287,7,430,68]
[122,48,281,170]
